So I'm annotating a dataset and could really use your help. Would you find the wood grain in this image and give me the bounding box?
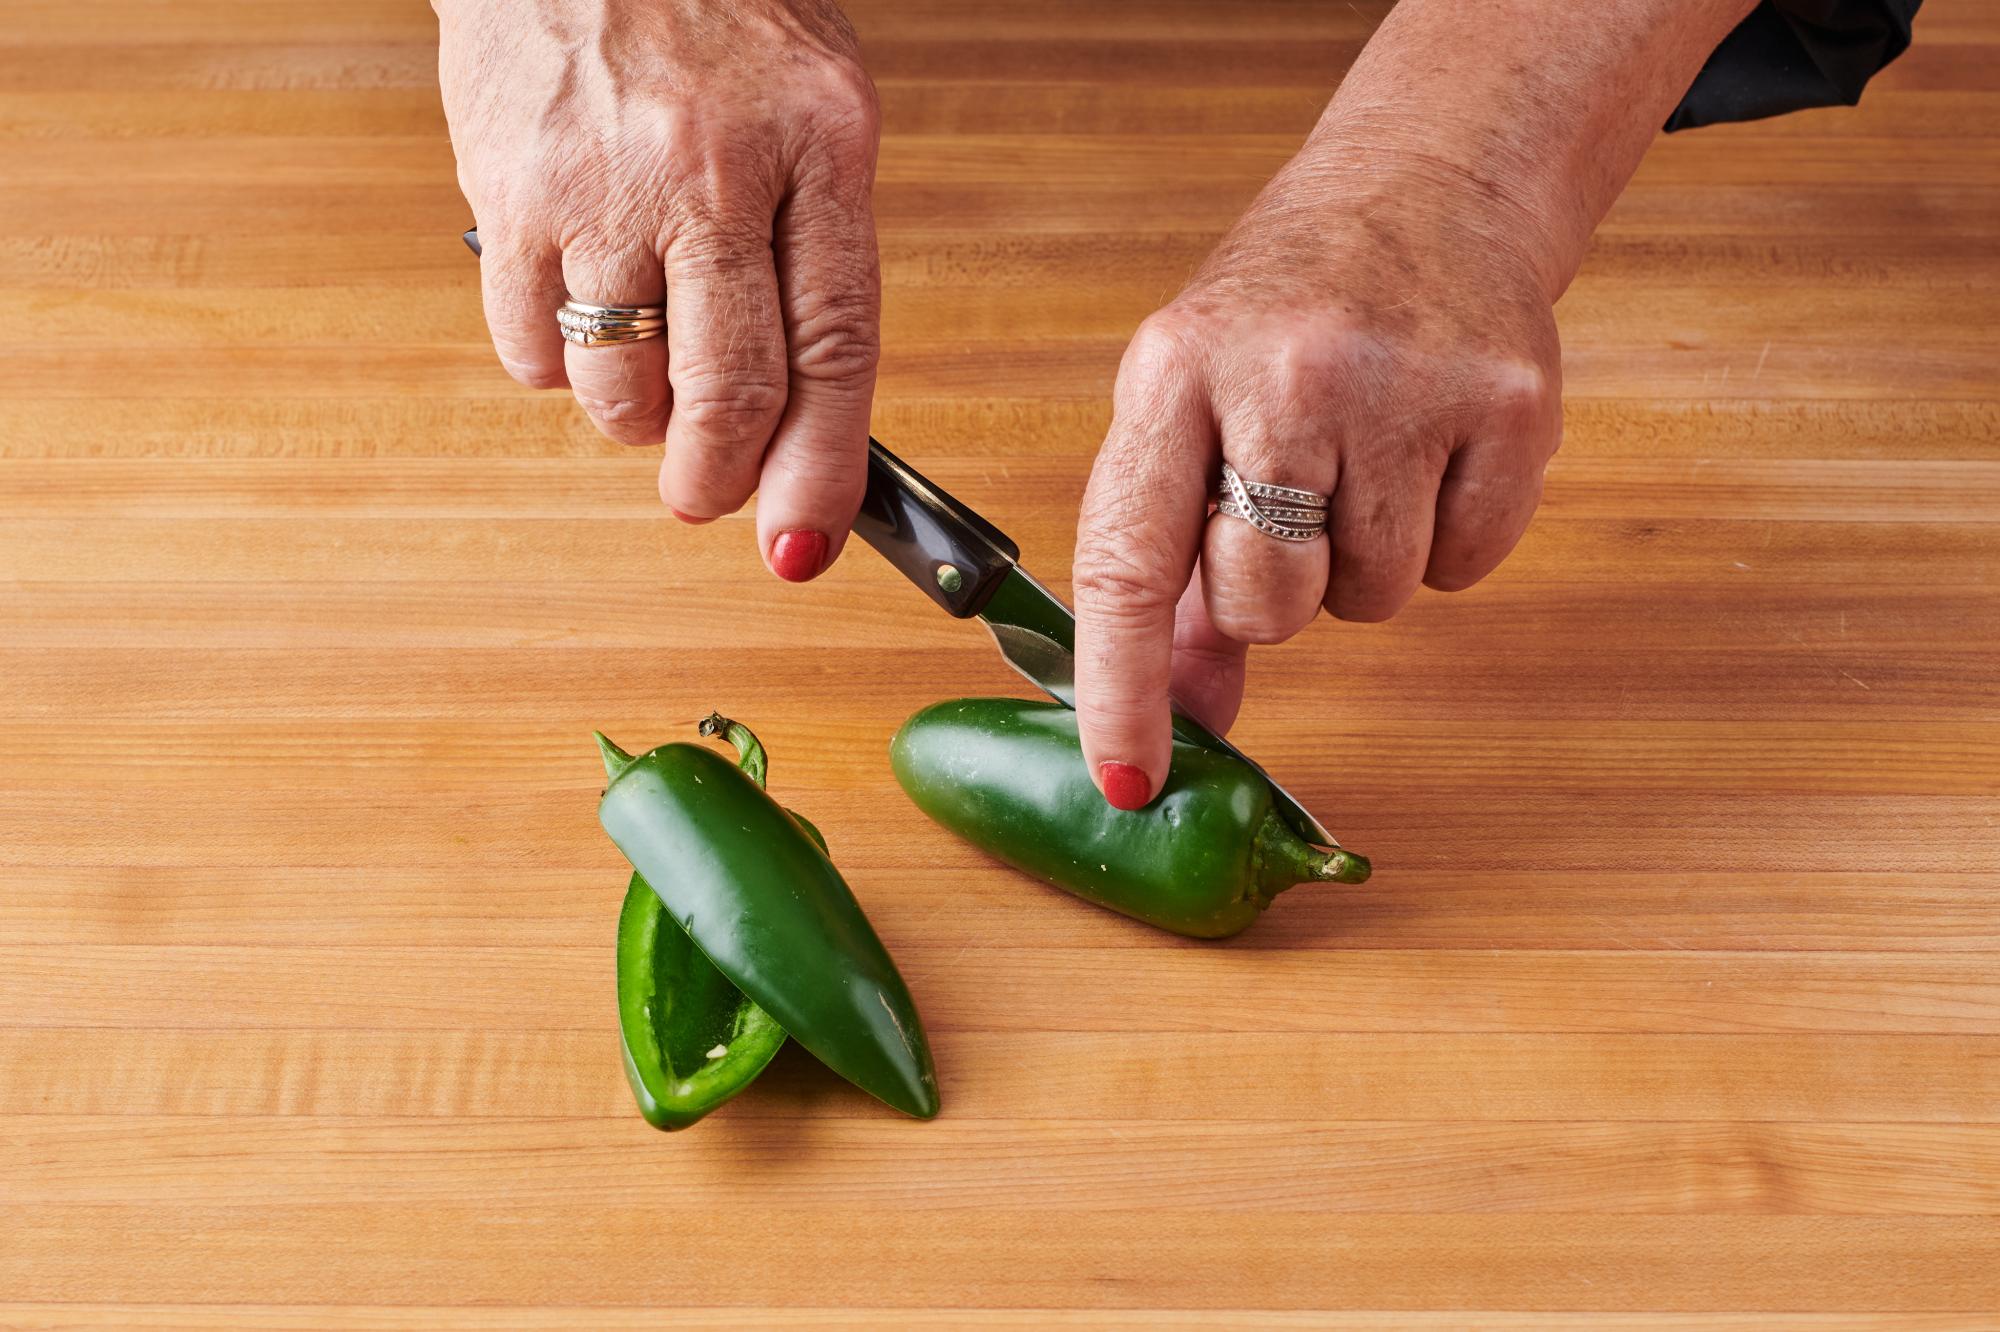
[1,0,1996,1326]
[1,1315,1997,1332]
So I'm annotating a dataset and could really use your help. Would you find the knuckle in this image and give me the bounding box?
[1200,551,1314,645]
[1440,460,1528,511]
[701,154,785,219]
[1485,358,1558,430]
[637,109,706,182]
[576,396,650,425]
[1249,318,1376,416]
[500,356,566,391]
[808,60,881,142]
[659,465,750,516]
[483,277,555,326]
[1079,700,1162,745]
[1073,537,1182,616]
[1121,312,1201,387]
[575,393,663,429]
[1532,403,1566,463]
[674,378,787,440]
[659,131,783,229]
[1267,322,1357,385]
[467,166,535,222]
[790,298,880,384]
[766,435,864,495]
[672,208,773,264]
[1337,481,1432,556]
[1425,505,1534,594]
[1207,603,1303,646]
[1082,431,1196,529]
[1325,557,1421,622]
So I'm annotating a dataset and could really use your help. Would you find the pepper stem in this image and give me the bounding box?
[698,712,768,790]
[1254,809,1371,899]
[593,731,636,781]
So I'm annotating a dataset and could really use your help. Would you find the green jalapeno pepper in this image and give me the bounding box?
[611,720,818,1130]
[890,697,1371,939]
[616,869,788,1130]
[597,715,939,1120]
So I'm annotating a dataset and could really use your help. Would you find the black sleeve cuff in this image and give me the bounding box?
[1665,0,1919,131]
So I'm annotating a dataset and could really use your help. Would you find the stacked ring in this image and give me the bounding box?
[1213,460,1329,542]
[558,299,666,348]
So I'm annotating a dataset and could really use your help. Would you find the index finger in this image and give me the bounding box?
[756,131,882,583]
[1071,325,1214,810]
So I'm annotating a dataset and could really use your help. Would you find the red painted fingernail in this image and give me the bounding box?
[770,529,829,583]
[671,508,716,526]
[1098,761,1152,811]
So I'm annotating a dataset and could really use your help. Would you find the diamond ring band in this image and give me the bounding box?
[558,299,665,348]
[1212,461,1330,543]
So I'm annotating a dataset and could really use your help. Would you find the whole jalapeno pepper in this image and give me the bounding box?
[890,697,1370,939]
[597,715,939,1120]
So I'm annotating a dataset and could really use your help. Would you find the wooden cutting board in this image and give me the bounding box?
[2,0,1996,1325]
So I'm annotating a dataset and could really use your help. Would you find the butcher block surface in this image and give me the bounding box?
[2,0,1998,1326]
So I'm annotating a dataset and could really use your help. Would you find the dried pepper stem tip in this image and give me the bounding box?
[699,711,768,789]
[1311,847,1372,884]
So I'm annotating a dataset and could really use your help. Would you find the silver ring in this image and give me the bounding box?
[1213,461,1328,542]
[559,298,665,349]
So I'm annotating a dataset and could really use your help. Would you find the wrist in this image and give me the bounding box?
[1291,117,1576,302]
[1302,0,1758,300]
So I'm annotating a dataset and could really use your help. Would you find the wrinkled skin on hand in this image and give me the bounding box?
[434,0,1748,799]
[1071,148,1564,794]
[436,0,882,580]
[1062,0,1757,809]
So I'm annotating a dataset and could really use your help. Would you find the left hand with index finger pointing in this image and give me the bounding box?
[1067,0,1767,812]
[1070,146,1563,810]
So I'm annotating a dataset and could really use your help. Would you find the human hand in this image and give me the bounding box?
[1070,148,1564,809]
[436,0,881,581]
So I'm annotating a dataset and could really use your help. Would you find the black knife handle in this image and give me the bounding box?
[462,227,1014,616]
[856,439,1018,618]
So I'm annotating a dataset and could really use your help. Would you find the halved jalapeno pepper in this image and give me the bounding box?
[599,714,939,1123]
[616,868,788,1131]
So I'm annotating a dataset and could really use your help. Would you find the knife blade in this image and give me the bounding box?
[854,439,1340,849]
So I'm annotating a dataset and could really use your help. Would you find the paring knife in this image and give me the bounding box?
[460,228,1338,848]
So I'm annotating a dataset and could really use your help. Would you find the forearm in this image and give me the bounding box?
[1301,0,1758,299]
